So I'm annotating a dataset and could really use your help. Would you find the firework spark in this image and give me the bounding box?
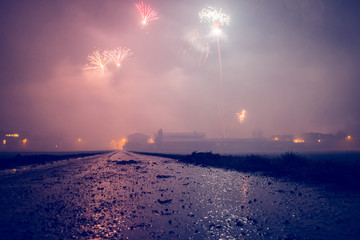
[183,29,210,63]
[85,50,111,73]
[108,48,133,67]
[135,1,159,25]
[199,6,230,27]
[236,110,247,124]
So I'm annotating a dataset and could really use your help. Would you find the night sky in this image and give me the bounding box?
[1,0,360,149]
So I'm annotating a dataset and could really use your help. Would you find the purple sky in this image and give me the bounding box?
[1,0,360,149]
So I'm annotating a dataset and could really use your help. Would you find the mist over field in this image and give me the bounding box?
[1,0,360,150]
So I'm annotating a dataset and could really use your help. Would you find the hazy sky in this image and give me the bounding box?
[1,0,360,148]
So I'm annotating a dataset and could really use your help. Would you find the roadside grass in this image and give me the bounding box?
[136,151,360,191]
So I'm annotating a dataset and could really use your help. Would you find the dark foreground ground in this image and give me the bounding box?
[0,151,359,239]
[136,151,360,191]
[0,151,111,170]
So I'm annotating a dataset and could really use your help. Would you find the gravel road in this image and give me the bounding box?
[0,151,359,239]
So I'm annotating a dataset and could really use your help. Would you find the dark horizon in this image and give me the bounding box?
[1,127,359,152]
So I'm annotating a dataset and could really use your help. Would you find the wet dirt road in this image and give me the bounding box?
[0,151,359,239]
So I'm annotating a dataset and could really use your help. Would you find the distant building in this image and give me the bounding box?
[302,132,337,144]
[124,133,155,152]
[123,129,359,154]
[155,129,205,143]
[0,130,30,151]
[301,132,357,151]
[270,134,294,142]
[151,129,212,153]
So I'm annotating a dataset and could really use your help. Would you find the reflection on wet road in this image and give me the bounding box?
[0,151,359,239]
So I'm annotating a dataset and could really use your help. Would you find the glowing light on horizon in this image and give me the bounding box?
[85,50,111,73]
[108,48,133,67]
[199,6,230,27]
[6,134,19,137]
[147,138,155,144]
[274,137,279,141]
[2,140,6,145]
[120,138,127,150]
[77,138,83,143]
[22,139,28,144]
[135,1,159,26]
[236,110,247,124]
[293,138,305,143]
[111,138,127,150]
[346,135,352,140]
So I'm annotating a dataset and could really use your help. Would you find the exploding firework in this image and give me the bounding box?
[85,50,111,73]
[135,1,159,25]
[199,6,230,27]
[236,110,247,124]
[108,48,133,67]
[183,29,210,63]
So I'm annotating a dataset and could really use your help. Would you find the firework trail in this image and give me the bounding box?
[135,1,159,26]
[215,29,225,136]
[85,50,111,73]
[236,110,247,124]
[108,47,133,67]
[199,6,230,137]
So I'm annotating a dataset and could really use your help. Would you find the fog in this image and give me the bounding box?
[1,0,359,150]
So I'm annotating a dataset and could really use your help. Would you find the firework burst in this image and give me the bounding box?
[135,1,159,25]
[108,48,133,67]
[236,110,247,124]
[199,6,230,27]
[85,50,111,73]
